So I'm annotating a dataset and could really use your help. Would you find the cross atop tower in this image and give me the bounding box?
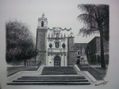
[42,13,45,18]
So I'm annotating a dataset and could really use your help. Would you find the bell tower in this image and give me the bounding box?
[38,13,48,28]
[36,13,48,65]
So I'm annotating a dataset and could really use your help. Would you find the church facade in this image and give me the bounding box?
[36,14,87,67]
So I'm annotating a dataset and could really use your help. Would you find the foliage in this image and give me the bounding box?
[78,4,109,41]
[6,21,37,64]
[77,4,109,69]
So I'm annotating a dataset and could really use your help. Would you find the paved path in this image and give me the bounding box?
[7,66,38,76]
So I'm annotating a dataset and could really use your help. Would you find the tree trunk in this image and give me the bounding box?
[100,27,106,69]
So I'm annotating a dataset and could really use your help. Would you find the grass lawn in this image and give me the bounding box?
[7,66,39,77]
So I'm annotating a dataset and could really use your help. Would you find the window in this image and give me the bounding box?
[62,43,65,48]
[49,43,52,48]
[78,51,80,55]
[41,21,44,27]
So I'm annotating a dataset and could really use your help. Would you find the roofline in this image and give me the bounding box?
[88,36,100,43]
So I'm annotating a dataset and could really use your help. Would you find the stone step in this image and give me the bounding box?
[16,78,86,82]
[7,66,92,85]
[18,76,86,80]
[13,79,89,82]
[7,82,91,85]
[7,75,91,85]
[15,76,87,82]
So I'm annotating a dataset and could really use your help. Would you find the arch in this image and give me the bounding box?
[49,43,52,48]
[41,21,44,27]
[76,56,80,65]
[62,43,65,48]
[54,55,61,67]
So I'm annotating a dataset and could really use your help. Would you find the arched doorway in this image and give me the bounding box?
[54,55,61,67]
[76,56,80,65]
[41,21,44,27]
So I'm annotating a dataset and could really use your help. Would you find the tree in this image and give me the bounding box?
[6,21,37,65]
[77,4,109,69]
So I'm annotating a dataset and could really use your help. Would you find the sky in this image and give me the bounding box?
[0,0,99,43]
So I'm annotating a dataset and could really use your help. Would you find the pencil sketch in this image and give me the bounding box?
[6,4,109,85]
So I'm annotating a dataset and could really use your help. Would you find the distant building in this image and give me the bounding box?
[85,37,109,65]
[73,43,88,65]
[36,14,88,67]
